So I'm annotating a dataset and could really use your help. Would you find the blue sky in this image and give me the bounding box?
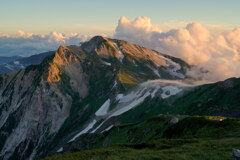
[1,0,240,35]
[0,0,240,80]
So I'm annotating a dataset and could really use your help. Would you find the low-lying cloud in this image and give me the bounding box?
[0,31,92,57]
[114,16,240,81]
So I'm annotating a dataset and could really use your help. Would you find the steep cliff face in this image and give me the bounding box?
[0,45,90,160]
[0,36,191,160]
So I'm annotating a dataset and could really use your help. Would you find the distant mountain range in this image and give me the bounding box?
[0,56,22,65]
[0,36,239,160]
[0,51,54,74]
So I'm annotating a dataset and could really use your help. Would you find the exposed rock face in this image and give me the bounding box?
[0,45,90,160]
[0,36,190,160]
[82,36,189,80]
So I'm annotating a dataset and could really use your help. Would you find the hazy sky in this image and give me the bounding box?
[1,0,240,35]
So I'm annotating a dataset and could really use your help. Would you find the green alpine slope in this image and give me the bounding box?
[43,115,240,160]
[118,77,240,122]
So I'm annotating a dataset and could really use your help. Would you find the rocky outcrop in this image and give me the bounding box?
[0,45,90,160]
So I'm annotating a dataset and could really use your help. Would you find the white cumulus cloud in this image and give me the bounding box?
[114,16,240,81]
[0,31,92,57]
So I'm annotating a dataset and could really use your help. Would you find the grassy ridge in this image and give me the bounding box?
[43,138,240,160]
[42,116,240,160]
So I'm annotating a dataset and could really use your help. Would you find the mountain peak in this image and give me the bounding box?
[80,36,189,79]
[88,35,108,43]
[81,36,124,59]
[42,45,81,82]
[82,36,183,68]
[53,45,78,65]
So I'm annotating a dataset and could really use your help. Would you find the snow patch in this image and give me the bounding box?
[95,99,111,116]
[110,89,151,117]
[118,88,146,103]
[161,86,182,99]
[57,147,63,153]
[102,60,111,66]
[68,119,97,142]
[119,53,125,62]
[113,42,125,62]
[91,121,105,133]
[90,89,153,133]
[101,125,113,133]
[112,80,118,88]
[111,95,149,117]
[153,69,161,77]
[116,94,124,101]
[150,85,160,98]
[147,65,160,77]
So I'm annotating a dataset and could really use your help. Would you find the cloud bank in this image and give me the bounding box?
[114,16,240,81]
[0,31,92,57]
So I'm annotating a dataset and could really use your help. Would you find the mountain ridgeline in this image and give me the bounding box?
[0,36,239,160]
[0,56,22,65]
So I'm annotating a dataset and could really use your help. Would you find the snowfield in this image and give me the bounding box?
[101,60,111,66]
[111,89,151,117]
[101,125,114,133]
[68,119,97,142]
[56,147,63,153]
[161,86,182,99]
[68,79,208,142]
